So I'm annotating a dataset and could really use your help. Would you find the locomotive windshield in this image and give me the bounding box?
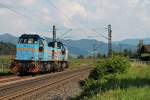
[19,37,38,44]
[48,41,64,49]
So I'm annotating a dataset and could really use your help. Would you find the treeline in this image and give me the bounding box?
[77,49,138,59]
[112,49,138,58]
[0,41,16,55]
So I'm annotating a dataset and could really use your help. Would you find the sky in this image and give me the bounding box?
[0,0,150,42]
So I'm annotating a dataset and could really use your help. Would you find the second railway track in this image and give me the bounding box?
[0,67,91,100]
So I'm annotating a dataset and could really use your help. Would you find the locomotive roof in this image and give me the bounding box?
[20,34,45,39]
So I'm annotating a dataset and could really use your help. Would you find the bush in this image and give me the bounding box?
[73,56,131,99]
[89,56,131,80]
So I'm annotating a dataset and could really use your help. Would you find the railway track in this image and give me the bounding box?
[0,67,91,100]
[0,76,30,84]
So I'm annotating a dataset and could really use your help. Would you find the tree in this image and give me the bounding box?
[77,55,84,59]
[87,55,92,59]
[137,40,144,58]
[0,41,15,55]
[123,49,128,57]
[96,53,102,58]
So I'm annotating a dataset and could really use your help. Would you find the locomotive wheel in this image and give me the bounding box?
[40,63,47,72]
[51,63,56,72]
[47,63,51,72]
[53,62,61,72]
[16,71,25,76]
[57,62,62,72]
[49,63,55,72]
[54,62,59,72]
[16,72,21,76]
[61,62,66,70]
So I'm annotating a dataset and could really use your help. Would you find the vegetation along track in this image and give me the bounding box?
[0,67,91,100]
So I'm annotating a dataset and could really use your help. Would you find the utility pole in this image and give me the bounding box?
[108,24,112,57]
[137,39,144,58]
[53,25,56,42]
[52,25,57,60]
[53,25,57,48]
[119,44,122,53]
[93,44,96,64]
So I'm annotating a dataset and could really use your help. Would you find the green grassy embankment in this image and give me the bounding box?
[89,63,150,100]
[75,62,150,100]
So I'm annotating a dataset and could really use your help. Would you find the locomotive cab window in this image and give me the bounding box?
[19,37,37,44]
[28,38,34,44]
[57,42,63,49]
[48,42,54,47]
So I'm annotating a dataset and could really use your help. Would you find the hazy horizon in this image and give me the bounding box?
[0,32,150,43]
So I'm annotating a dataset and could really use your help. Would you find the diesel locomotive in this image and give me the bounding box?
[10,26,68,75]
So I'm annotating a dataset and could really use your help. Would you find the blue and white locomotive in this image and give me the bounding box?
[10,26,68,75]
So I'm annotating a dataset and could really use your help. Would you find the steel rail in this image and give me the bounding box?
[0,67,91,100]
[0,76,31,84]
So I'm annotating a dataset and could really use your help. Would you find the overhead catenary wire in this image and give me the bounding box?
[0,1,50,30]
[7,0,53,28]
[46,0,90,34]
[46,0,107,39]
[0,0,108,41]
[91,29,108,39]
[57,29,72,39]
[46,0,81,28]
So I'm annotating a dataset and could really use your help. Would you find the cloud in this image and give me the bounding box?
[19,0,36,6]
[57,0,87,18]
[52,0,88,28]
[42,7,49,15]
[0,8,29,34]
[0,0,150,41]
[128,0,139,8]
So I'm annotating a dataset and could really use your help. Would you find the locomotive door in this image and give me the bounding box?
[38,40,44,61]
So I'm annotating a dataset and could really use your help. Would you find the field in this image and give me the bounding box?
[69,58,95,69]
[81,63,150,100]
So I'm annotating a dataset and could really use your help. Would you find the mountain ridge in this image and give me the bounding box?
[0,33,149,56]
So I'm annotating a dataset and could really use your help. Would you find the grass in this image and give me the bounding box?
[91,86,150,100]
[0,55,13,75]
[69,58,95,69]
[78,63,150,100]
[0,67,12,76]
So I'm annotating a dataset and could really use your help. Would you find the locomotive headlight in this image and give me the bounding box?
[31,57,34,60]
